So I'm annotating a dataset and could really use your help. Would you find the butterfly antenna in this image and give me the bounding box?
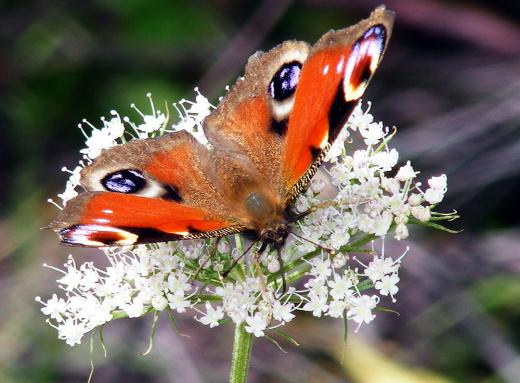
[190,237,222,283]
[291,232,336,256]
[287,201,343,223]
[288,211,313,223]
[221,239,258,280]
[275,247,287,299]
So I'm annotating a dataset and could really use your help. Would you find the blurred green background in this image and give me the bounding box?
[2,0,520,382]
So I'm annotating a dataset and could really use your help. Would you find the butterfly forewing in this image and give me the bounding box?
[281,6,394,203]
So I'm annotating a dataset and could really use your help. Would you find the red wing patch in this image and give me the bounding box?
[282,47,351,188]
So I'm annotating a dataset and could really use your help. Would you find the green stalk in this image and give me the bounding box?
[229,323,253,383]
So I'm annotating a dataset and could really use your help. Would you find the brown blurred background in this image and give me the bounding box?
[1,0,520,382]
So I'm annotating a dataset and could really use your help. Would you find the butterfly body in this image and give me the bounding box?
[50,7,395,249]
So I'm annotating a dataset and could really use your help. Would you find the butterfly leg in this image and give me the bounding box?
[287,209,316,223]
[291,231,337,256]
[253,244,275,320]
[274,247,287,299]
[221,239,258,280]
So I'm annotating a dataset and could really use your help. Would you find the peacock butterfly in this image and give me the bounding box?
[50,7,395,258]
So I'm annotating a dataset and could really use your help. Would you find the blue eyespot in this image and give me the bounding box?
[101,169,146,193]
[269,61,302,101]
[360,24,386,55]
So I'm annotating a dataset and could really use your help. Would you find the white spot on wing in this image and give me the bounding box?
[336,57,345,74]
[278,48,309,65]
[139,182,164,198]
[322,64,329,75]
[272,98,295,121]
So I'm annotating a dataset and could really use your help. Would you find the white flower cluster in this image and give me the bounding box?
[37,244,196,346]
[41,91,453,347]
[49,89,212,208]
[293,102,447,245]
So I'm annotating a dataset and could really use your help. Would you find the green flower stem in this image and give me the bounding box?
[341,233,377,251]
[229,323,253,383]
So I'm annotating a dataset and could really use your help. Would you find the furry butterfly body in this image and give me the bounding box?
[51,7,395,251]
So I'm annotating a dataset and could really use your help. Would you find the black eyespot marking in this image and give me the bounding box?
[359,62,372,84]
[163,185,182,202]
[187,225,202,234]
[310,146,321,161]
[269,61,302,101]
[102,169,146,194]
[125,227,183,242]
[270,118,288,136]
[328,82,358,141]
[349,55,373,90]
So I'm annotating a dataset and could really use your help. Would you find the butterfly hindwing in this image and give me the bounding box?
[204,40,310,194]
[51,131,247,246]
[202,6,394,206]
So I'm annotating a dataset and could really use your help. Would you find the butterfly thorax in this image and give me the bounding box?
[243,190,289,247]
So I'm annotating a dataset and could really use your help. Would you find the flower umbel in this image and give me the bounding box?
[41,91,457,347]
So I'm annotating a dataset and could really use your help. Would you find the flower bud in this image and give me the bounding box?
[267,259,280,273]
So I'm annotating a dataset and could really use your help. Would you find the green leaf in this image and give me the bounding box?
[411,218,462,234]
[373,126,397,154]
[166,308,177,330]
[431,209,459,216]
[265,334,288,353]
[166,308,191,338]
[342,234,376,251]
[99,325,108,358]
[376,307,401,316]
[343,310,349,343]
[88,333,95,383]
[190,294,222,303]
[141,310,160,356]
[272,329,300,347]
[429,215,460,222]
[357,279,374,291]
